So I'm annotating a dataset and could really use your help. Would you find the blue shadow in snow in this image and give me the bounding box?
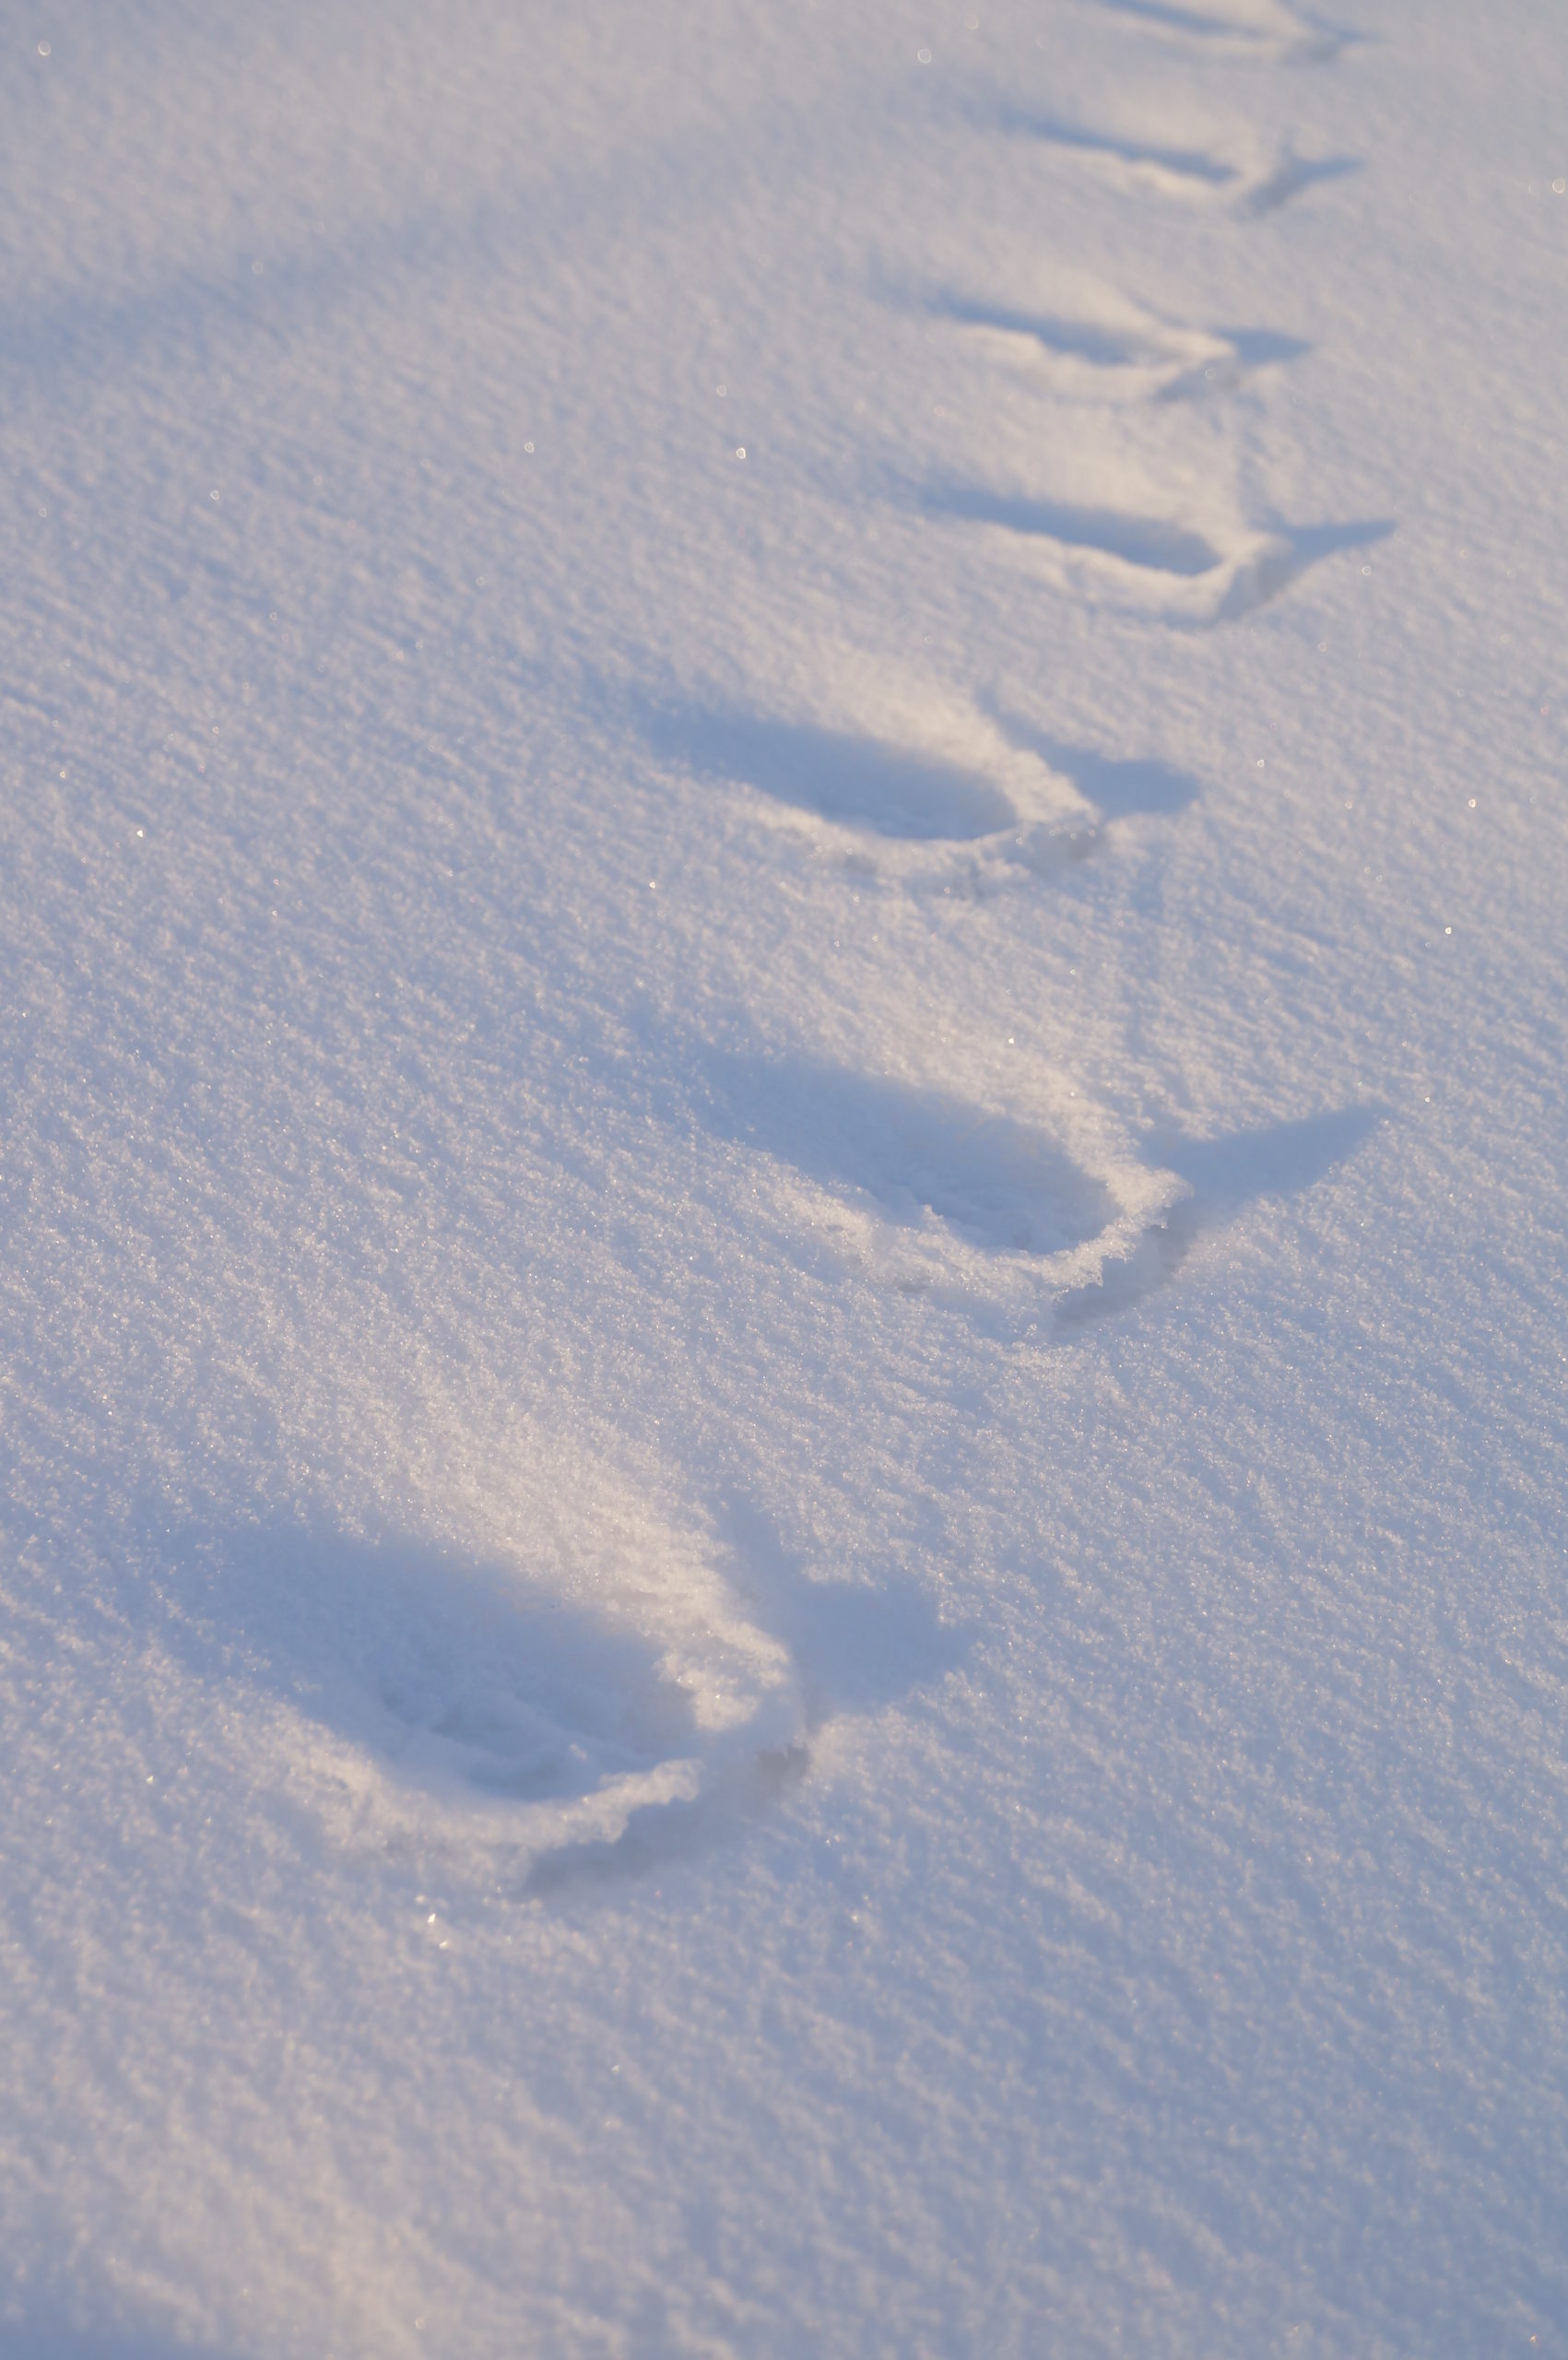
[1280,518,1395,568]
[0,2319,231,2360]
[718,1494,971,1731]
[1217,327,1313,370]
[1159,1106,1385,1210]
[993,714,1200,820]
[1217,518,1396,620]
[1058,1104,1385,1329]
[1241,153,1362,218]
[1158,327,1313,399]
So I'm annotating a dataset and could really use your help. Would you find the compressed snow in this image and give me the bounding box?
[1,1,1565,2353]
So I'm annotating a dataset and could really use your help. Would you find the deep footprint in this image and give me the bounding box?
[993,109,1240,191]
[929,491,1393,620]
[1095,0,1354,61]
[703,1055,1115,1258]
[936,296,1308,396]
[645,708,1016,841]
[930,293,1175,370]
[924,486,1225,578]
[170,1525,704,1809]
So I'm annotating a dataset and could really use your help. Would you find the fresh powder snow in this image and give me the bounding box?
[1,1,1565,2354]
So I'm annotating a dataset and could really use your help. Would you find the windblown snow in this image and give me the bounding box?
[2,2,1565,2354]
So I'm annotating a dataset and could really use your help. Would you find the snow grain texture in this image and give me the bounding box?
[2,2,1566,2356]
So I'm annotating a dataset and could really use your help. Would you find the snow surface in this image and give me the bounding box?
[2,1,1566,2352]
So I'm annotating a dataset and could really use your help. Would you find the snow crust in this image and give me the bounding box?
[2,1,1565,2352]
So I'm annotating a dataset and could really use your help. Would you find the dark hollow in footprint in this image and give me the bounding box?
[645,708,1016,841]
[925,487,1224,578]
[703,1054,1115,1257]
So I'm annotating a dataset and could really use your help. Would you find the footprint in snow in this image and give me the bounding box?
[169,1522,807,1882]
[698,1053,1151,1307]
[930,290,1309,404]
[921,486,1393,624]
[992,105,1360,218]
[1094,0,1356,65]
[700,1059,1381,1328]
[643,702,1095,884]
[645,706,1016,843]
[994,109,1241,200]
